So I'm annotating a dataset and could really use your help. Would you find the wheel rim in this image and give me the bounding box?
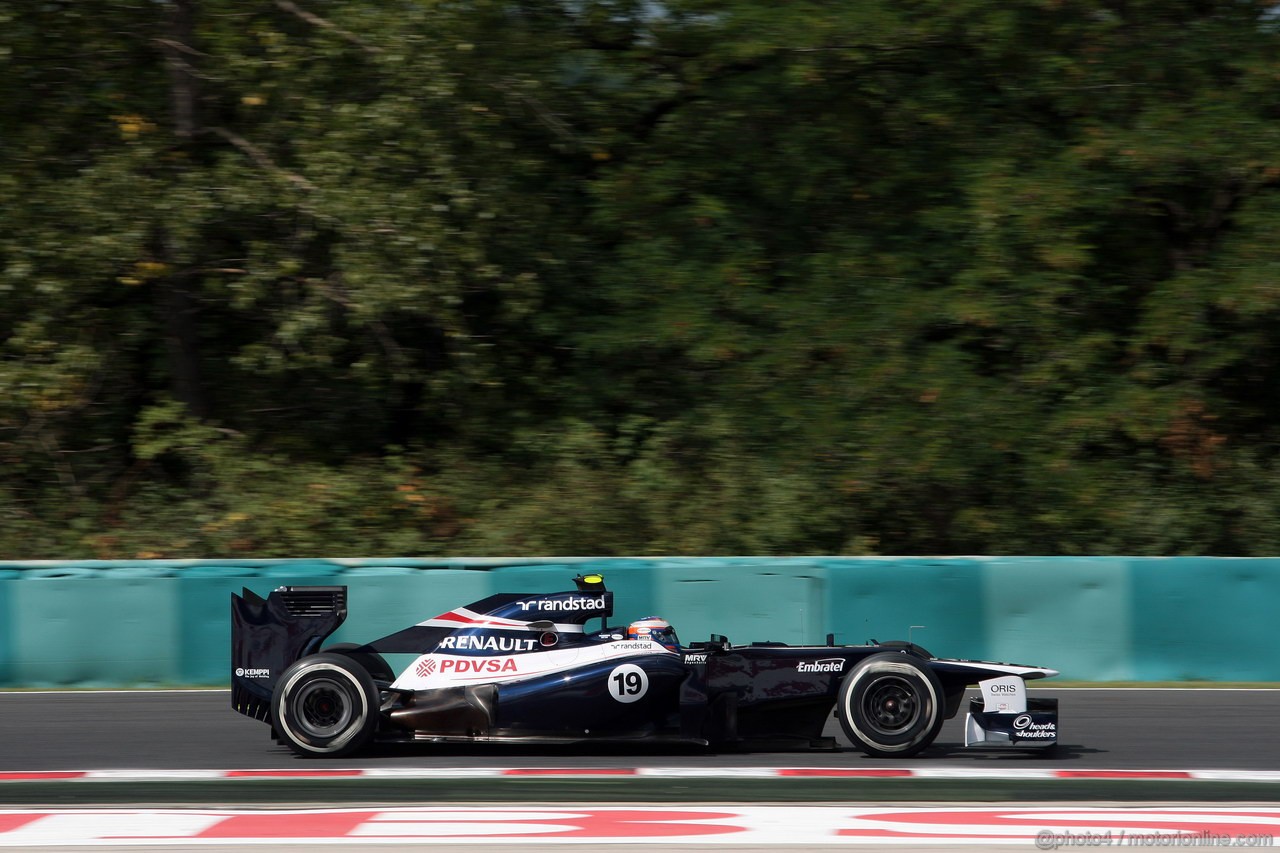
[860,675,922,736]
[292,677,353,739]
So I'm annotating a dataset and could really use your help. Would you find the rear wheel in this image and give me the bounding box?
[271,653,378,757]
[324,642,395,683]
[836,653,944,758]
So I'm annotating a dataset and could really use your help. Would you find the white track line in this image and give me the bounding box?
[1,805,1279,846]
[3,768,1280,783]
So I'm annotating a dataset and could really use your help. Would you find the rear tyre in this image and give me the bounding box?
[836,653,944,758]
[324,642,395,683]
[272,653,378,757]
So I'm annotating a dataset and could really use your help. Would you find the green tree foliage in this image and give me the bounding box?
[2,0,1280,557]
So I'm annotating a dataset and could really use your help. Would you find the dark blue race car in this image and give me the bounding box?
[232,573,1058,758]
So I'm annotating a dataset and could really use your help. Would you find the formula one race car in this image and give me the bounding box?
[231,573,1059,758]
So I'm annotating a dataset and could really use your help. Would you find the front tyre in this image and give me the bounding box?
[836,653,944,758]
[272,653,378,757]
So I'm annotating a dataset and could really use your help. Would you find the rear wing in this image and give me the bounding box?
[230,586,347,722]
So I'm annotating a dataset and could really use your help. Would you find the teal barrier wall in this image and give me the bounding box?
[1129,557,1280,681]
[178,565,261,684]
[984,557,1134,682]
[824,558,987,661]
[0,569,16,684]
[646,559,825,645]
[10,571,180,685]
[0,556,1278,686]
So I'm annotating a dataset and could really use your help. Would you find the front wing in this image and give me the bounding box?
[962,675,1059,749]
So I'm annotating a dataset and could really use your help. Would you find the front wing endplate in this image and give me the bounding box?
[964,697,1058,748]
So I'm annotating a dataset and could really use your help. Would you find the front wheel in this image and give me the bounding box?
[271,653,379,757]
[836,653,944,758]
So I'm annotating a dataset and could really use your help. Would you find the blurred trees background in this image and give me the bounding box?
[3,0,1280,558]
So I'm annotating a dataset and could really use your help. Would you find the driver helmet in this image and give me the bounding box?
[627,616,680,651]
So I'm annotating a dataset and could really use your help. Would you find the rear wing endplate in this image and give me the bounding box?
[230,586,347,722]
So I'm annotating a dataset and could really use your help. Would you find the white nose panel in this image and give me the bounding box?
[979,675,1026,713]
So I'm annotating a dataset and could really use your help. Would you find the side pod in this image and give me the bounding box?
[231,586,348,722]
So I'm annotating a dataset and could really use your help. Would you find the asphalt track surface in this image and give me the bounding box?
[1,687,1276,772]
[3,689,1280,852]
